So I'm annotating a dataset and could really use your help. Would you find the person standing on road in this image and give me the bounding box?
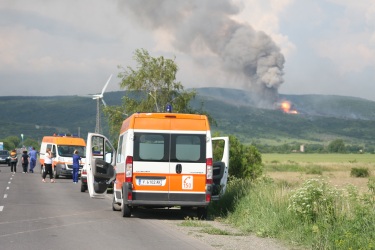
[72,150,81,184]
[42,148,55,183]
[21,150,29,173]
[10,149,18,173]
[28,147,38,173]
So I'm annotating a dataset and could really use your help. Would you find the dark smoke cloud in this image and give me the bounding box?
[118,0,285,107]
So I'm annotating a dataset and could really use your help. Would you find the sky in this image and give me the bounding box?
[1,0,375,103]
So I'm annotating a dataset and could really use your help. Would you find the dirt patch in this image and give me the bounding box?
[166,219,298,250]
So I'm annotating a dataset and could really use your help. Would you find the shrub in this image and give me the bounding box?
[368,177,375,194]
[288,178,341,222]
[305,166,323,175]
[350,167,370,177]
[208,177,252,217]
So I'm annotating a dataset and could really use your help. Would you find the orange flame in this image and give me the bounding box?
[280,101,298,114]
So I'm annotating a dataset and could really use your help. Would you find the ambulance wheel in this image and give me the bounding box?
[121,200,131,217]
[80,183,87,193]
[112,196,121,211]
[53,170,59,179]
[197,207,207,220]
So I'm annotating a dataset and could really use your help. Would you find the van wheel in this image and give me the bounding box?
[197,207,207,220]
[121,200,131,217]
[40,165,44,176]
[54,170,59,179]
[112,196,121,211]
[80,184,86,193]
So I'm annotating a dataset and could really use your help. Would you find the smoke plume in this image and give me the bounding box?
[118,0,285,107]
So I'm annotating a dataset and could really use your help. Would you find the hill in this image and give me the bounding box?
[1,88,375,151]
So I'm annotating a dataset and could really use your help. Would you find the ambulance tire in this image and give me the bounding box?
[121,201,131,217]
[53,169,59,179]
[197,207,207,220]
[40,165,44,177]
[112,196,121,211]
[80,183,87,193]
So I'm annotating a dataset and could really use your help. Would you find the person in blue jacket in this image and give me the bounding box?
[72,150,81,183]
[28,147,38,173]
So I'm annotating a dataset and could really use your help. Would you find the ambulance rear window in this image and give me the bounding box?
[133,132,205,163]
[175,135,204,162]
[136,134,166,161]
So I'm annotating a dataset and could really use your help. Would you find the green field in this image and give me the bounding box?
[262,153,375,163]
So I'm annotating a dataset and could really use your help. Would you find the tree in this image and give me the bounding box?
[218,135,263,180]
[104,49,197,141]
[23,138,40,150]
[4,136,21,149]
[242,145,263,180]
[328,139,346,153]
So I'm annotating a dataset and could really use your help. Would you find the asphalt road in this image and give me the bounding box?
[0,162,214,250]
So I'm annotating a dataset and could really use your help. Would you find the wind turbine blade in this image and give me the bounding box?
[101,98,107,107]
[101,74,112,95]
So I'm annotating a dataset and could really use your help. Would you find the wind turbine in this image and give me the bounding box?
[92,75,112,134]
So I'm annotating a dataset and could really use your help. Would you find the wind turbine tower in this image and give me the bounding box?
[92,75,112,134]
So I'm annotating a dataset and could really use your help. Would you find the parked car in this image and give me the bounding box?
[0,150,10,165]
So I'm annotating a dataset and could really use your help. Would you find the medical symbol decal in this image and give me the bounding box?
[182,175,193,190]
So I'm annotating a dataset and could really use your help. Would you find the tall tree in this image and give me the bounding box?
[104,49,196,141]
[328,139,346,153]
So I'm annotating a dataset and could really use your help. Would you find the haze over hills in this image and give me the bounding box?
[1,87,375,151]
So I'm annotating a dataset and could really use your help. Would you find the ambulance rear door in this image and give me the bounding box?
[131,131,171,204]
[86,133,116,199]
[168,131,208,204]
[211,136,230,200]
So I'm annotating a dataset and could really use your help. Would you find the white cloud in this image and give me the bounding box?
[234,0,296,56]
[311,0,375,74]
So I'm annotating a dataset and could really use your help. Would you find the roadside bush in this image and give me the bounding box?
[217,175,375,249]
[368,176,375,194]
[350,167,370,177]
[208,177,252,217]
[305,166,323,175]
[288,178,341,222]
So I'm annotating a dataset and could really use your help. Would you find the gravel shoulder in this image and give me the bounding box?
[165,218,299,250]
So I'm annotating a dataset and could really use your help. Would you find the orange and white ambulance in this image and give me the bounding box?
[85,112,229,218]
[40,134,86,178]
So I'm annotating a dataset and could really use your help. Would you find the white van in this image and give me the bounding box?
[85,112,229,218]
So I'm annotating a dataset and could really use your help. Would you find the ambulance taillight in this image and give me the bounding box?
[206,158,213,184]
[125,156,133,183]
[206,194,211,202]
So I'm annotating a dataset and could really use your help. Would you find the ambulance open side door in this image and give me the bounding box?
[211,136,230,201]
[86,133,116,199]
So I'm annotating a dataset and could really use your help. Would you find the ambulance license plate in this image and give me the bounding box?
[139,179,162,186]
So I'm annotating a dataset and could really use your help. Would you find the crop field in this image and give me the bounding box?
[262,153,375,193]
[263,153,375,163]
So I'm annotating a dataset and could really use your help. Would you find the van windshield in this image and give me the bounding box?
[57,145,86,158]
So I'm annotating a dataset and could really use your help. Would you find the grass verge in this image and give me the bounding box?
[209,176,375,249]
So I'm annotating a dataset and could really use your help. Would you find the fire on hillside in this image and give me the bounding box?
[276,100,298,114]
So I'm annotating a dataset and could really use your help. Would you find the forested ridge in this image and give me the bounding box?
[1,88,375,152]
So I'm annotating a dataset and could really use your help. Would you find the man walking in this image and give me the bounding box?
[28,147,38,173]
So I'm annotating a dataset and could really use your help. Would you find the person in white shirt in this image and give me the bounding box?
[42,148,55,183]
